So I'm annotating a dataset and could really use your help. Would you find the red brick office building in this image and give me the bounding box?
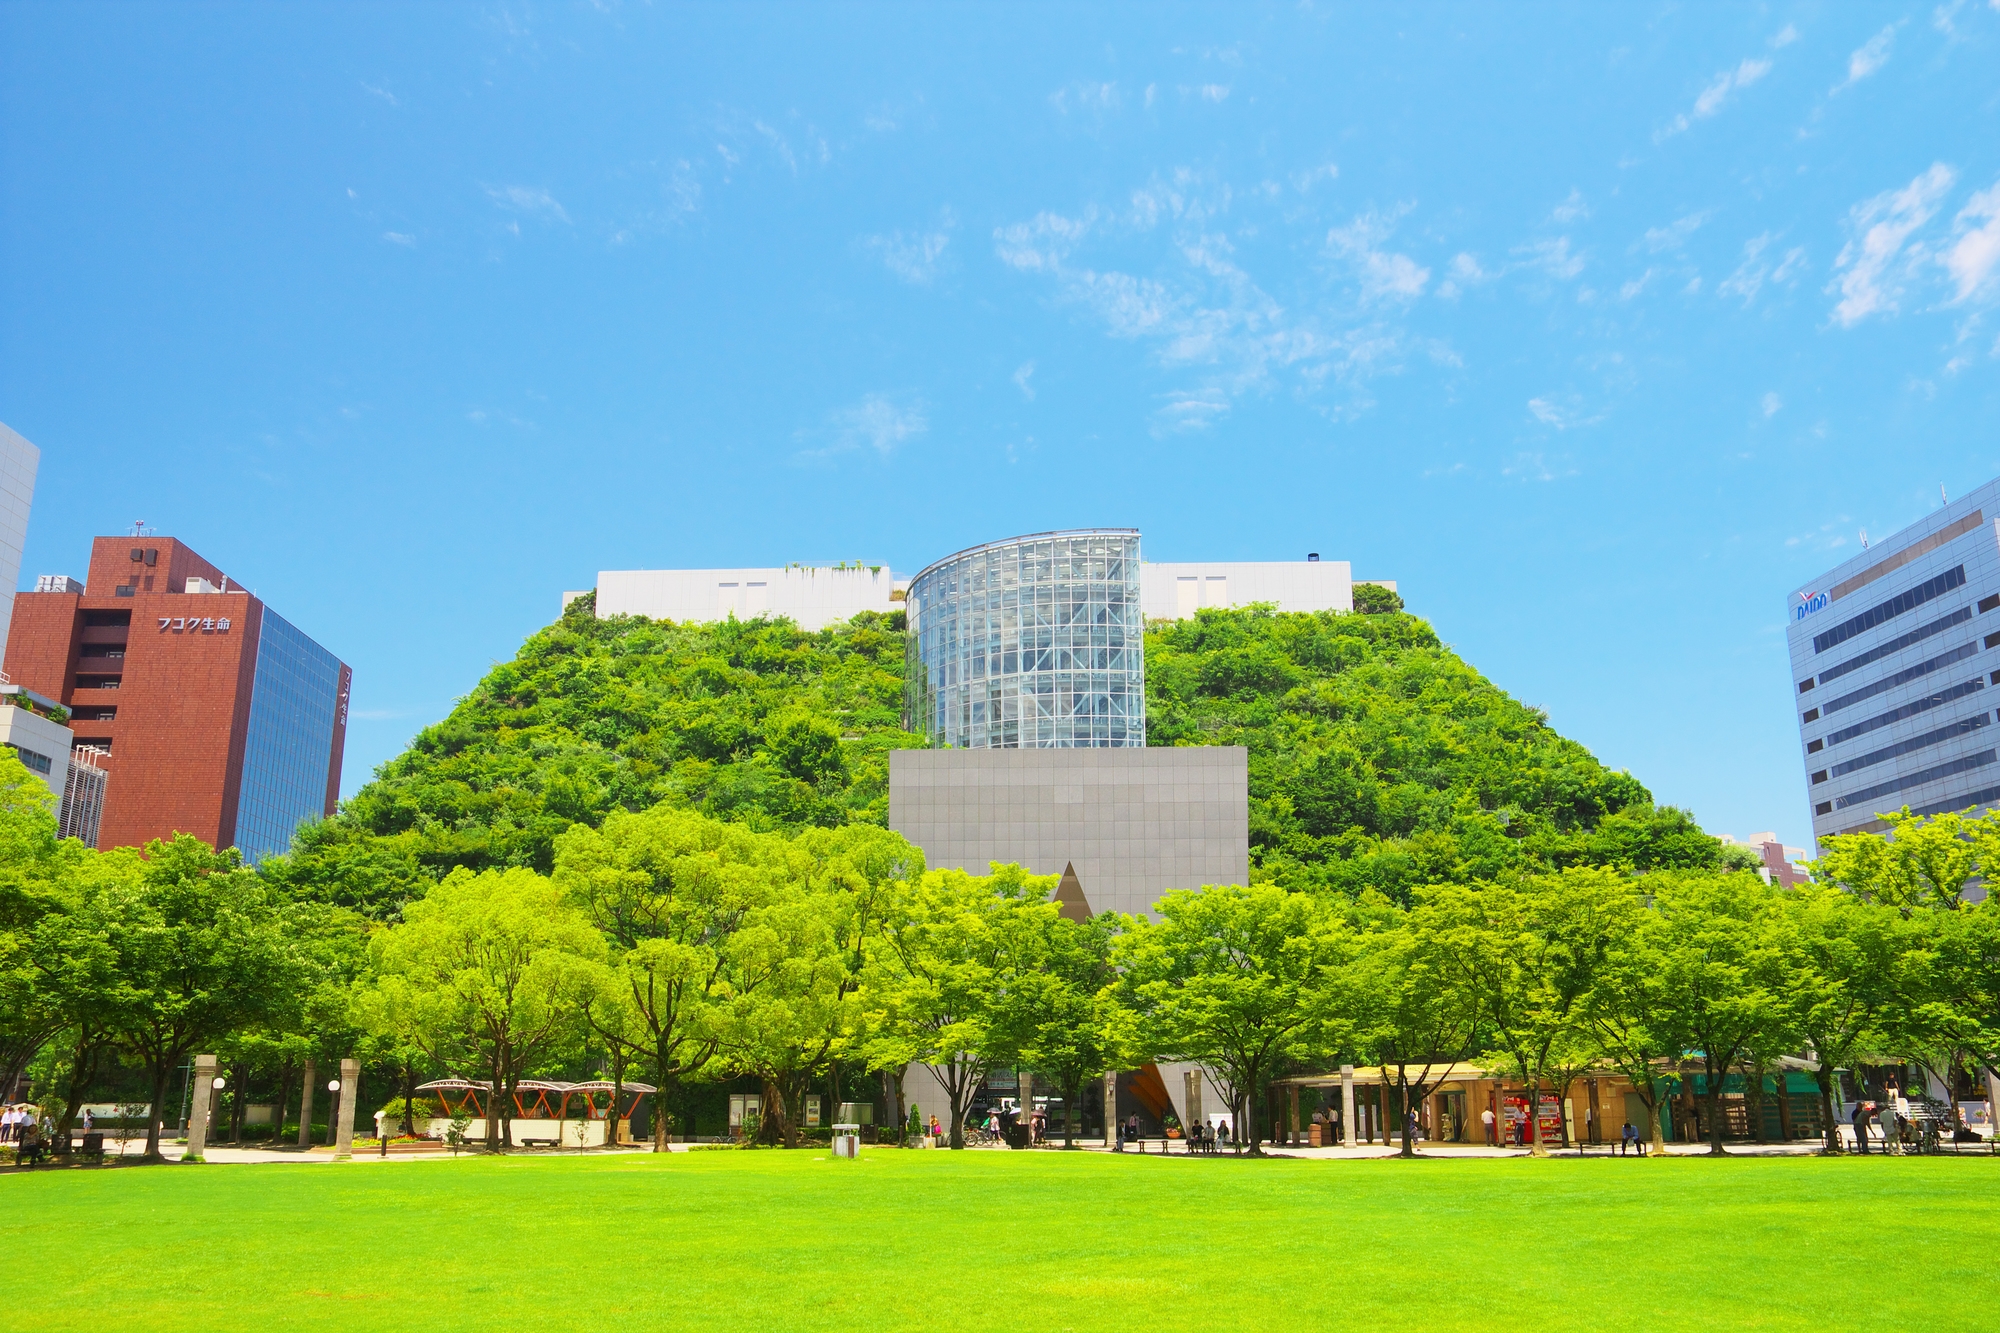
[5,536,350,859]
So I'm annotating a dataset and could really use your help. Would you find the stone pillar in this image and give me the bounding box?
[183,1054,219,1161]
[1103,1071,1118,1147]
[333,1058,360,1161]
[1340,1066,1356,1147]
[1187,1069,1203,1131]
[298,1059,317,1149]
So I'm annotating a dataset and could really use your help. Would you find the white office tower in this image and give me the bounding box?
[0,423,40,667]
[1789,486,2000,847]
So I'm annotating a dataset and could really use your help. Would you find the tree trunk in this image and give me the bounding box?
[1703,1060,1729,1156]
[143,1059,171,1160]
[55,1028,104,1145]
[1245,1075,1263,1156]
[229,1062,248,1144]
[272,1062,293,1147]
[883,1067,905,1146]
[299,1059,317,1149]
[486,1053,504,1152]
[1774,1070,1794,1142]
[401,1059,418,1139]
[1527,1076,1548,1158]
[1816,1064,1842,1154]
[656,1067,677,1151]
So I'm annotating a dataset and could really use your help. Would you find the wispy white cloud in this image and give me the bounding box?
[1291,163,1339,192]
[1503,451,1578,481]
[1639,210,1714,253]
[1657,57,1772,141]
[803,393,928,461]
[1050,82,1120,114]
[1526,395,1604,431]
[484,185,570,223]
[1762,391,1783,417]
[1013,361,1036,400]
[995,175,1452,432]
[1772,23,1801,48]
[1514,237,1585,280]
[1197,84,1230,103]
[1719,232,1809,305]
[1551,189,1589,224]
[361,82,398,106]
[382,231,415,247]
[1435,252,1488,299]
[1326,208,1431,303]
[1830,163,1958,326]
[1833,25,1897,92]
[1945,179,2000,304]
[994,210,1095,273]
[867,210,955,285]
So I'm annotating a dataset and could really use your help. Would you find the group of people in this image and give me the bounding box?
[0,1105,37,1143]
[2,1106,51,1166]
[1113,1112,1233,1153]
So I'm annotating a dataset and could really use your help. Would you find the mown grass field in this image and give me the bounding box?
[6,1149,1993,1331]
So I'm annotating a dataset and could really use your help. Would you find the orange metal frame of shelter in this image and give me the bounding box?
[416,1079,656,1122]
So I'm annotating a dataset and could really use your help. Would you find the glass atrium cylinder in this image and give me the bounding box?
[903,529,1145,748]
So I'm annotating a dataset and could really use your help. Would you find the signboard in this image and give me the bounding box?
[1794,589,1828,621]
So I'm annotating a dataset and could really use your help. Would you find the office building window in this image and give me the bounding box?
[5,745,51,775]
[1825,678,1985,748]
[1812,565,1965,654]
[1827,713,1992,780]
[1818,607,1972,687]
[1821,642,1978,715]
[1833,749,1999,811]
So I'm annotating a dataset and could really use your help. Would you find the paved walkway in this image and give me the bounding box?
[17,1134,1830,1166]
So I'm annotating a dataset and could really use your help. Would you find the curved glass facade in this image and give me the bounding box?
[904,529,1144,748]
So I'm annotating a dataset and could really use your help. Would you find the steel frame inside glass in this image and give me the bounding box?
[903,529,1144,748]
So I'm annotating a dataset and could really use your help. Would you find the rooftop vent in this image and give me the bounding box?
[1306,553,1320,562]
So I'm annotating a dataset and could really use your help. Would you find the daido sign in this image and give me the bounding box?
[1794,589,1828,621]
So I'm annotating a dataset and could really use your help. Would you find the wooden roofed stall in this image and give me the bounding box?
[415,1078,657,1148]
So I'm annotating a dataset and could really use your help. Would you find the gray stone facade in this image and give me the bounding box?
[888,746,1249,920]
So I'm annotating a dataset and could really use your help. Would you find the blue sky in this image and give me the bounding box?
[3,3,1999,850]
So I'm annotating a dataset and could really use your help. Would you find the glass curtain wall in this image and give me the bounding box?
[904,529,1144,748]
[234,607,343,863]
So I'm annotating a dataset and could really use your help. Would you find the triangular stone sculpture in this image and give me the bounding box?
[1054,862,1093,922]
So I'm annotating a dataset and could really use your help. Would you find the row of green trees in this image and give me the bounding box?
[12,737,1997,1161]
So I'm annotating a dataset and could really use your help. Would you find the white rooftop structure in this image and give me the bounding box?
[572,564,900,631]
[1141,557,1394,619]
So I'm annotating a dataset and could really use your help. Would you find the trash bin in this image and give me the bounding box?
[832,1123,860,1159]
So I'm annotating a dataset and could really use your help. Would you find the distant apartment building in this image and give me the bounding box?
[5,536,350,861]
[1789,488,2000,846]
[1719,832,1810,887]
[0,423,40,668]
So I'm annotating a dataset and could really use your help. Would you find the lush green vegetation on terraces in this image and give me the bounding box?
[1145,606,1724,899]
[266,595,1725,917]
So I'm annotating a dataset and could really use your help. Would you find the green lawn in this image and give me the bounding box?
[6,1149,1993,1330]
